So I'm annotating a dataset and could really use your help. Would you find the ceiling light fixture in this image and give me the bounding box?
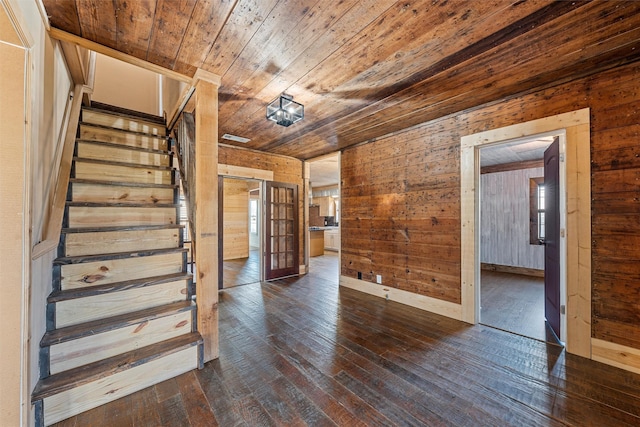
[266,93,304,127]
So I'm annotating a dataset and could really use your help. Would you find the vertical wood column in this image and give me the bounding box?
[194,73,220,362]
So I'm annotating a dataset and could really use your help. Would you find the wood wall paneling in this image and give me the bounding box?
[223,179,250,260]
[343,63,640,370]
[218,145,304,266]
[480,167,545,271]
[0,24,27,426]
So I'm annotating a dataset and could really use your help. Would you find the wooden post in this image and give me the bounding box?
[193,71,220,362]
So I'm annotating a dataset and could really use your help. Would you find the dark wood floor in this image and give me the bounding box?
[55,253,640,426]
[223,248,260,288]
[480,270,549,342]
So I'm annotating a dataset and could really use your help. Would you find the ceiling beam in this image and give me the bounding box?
[48,27,193,84]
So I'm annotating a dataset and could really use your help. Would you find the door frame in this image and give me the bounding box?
[218,164,273,288]
[460,109,591,358]
[476,133,565,341]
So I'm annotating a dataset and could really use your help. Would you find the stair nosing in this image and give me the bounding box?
[66,201,179,208]
[69,178,178,189]
[79,122,168,139]
[73,156,174,171]
[76,139,172,156]
[41,301,196,346]
[84,103,165,125]
[54,247,188,265]
[31,332,202,402]
[48,272,193,303]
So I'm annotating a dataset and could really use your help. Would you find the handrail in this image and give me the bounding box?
[32,84,85,259]
[172,112,197,257]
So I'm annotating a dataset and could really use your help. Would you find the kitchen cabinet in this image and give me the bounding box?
[315,196,335,217]
[324,228,340,251]
[310,230,324,256]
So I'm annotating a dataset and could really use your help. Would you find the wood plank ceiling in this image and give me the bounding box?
[43,0,640,160]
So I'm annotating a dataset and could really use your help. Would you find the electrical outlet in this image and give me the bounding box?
[376,274,382,284]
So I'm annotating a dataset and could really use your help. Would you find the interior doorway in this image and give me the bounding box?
[307,153,340,281]
[477,134,564,343]
[220,177,262,288]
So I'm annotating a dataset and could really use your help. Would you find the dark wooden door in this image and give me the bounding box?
[544,137,561,339]
[265,182,299,280]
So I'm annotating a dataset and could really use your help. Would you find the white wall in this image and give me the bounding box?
[92,53,160,116]
[480,167,544,270]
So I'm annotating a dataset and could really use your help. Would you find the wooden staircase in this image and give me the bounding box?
[32,102,202,426]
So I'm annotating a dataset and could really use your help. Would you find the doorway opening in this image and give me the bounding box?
[477,133,565,344]
[307,153,341,282]
[221,177,262,288]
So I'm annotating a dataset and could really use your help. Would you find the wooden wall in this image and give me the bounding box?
[480,167,544,270]
[218,145,305,267]
[223,178,249,260]
[341,61,640,353]
[0,7,28,424]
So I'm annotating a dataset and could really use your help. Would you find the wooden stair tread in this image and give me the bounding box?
[62,224,183,234]
[79,122,168,139]
[31,332,202,401]
[66,201,178,208]
[73,156,174,171]
[54,247,188,265]
[48,272,192,303]
[69,178,178,189]
[76,139,172,155]
[42,301,195,346]
[85,102,165,125]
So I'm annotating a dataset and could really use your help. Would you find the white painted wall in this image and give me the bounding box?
[480,167,544,270]
[92,53,160,116]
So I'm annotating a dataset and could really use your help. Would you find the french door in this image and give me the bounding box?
[265,182,299,280]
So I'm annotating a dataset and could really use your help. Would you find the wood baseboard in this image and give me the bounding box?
[481,263,544,278]
[592,338,640,375]
[339,275,462,321]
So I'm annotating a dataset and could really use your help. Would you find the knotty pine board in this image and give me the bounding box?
[223,179,250,260]
[50,310,192,374]
[55,279,188,328]
[82,110,165,136]
[43,346,198,426]
[76,141,170,167]
[73,161,173,185]
[60,251,184,290]
[63,227,180,257]
[70,182,175,204]
[79,125,168,151]
[67,205,176,228]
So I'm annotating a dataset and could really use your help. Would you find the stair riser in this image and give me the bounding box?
[62,228,181,257]
[79,124,167,151]
[54,279,189,328]
[76,141,171,167]
[74,162,173,185]
[82,110,166,136]
[70,182,175,205]
[43,345,198,426]
[60,252,185,291]
[66,206,177,228]
[49,311,193,375]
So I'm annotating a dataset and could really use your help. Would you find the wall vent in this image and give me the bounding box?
[222,133,250,143]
